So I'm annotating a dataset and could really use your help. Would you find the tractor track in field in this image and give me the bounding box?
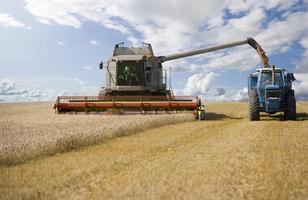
[1,102,308,199]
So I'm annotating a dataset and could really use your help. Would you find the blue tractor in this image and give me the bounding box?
[248,66,296,121]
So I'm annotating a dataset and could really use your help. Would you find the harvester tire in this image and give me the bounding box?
[284,90,296,120]
[198,110,206,121]
[249,90,260,121]
[195,112,199,120]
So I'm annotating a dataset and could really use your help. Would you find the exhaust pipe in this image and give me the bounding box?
[272,65,276,85]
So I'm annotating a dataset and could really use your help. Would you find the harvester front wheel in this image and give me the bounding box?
[196,105,206,121]
[198,110,205,120]
[284,90,296,120]
[249,90,260,121]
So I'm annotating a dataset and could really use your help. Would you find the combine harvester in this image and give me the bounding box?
[54,38,296,120]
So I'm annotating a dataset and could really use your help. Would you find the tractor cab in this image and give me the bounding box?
[248,67,296,120]
[258,68,284,88]
[257,68,284,113]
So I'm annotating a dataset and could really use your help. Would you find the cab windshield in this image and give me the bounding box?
[260,71,283,87]
[117,61,143,86]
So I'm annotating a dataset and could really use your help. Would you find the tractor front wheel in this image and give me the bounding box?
[249,90,260,121]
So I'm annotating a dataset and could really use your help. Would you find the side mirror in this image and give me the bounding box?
[287,73,296,81]
[99,62,104,69]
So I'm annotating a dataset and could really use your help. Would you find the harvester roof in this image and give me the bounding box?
[111,55,145,61]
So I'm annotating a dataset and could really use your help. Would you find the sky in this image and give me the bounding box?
[0,0,307,102]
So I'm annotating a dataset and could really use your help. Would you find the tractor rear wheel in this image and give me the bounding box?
[249,90,260,121]
[284,90,296,120]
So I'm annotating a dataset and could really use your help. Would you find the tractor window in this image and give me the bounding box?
[117,61,143,86]
[275,72,283,86]
[261,72,283,87]
[261,73,271,87]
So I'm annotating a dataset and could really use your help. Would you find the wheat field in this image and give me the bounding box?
[1,101,308,199]
[0,102,194,166]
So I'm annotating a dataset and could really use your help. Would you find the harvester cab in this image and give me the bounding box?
[98,42,168,96]
[248,66,296,121]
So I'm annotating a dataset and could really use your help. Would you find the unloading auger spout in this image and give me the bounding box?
[158,38,270,68]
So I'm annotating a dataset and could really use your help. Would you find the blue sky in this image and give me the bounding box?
[0,0,307,102]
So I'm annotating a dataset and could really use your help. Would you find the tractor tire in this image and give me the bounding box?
[284,90,296,120]
[249,90,260,121]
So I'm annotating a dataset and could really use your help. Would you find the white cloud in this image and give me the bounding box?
[89,40,100,46]
[0,13,26,28]
[192,46,259,71]
[0,79,43,102]
[192,10,308,72]
[255,11,308,53]
[24,0,226,53]
[230,87,248,101]
[57,41,64,46]
[202,8,266,44]
[296,50,308,73]
[293,73,308,97]
[24,1,307,71]
[226,0,300,14]
[0,78,99,102]
[300,36,308,49]
[23,0,308,101]
[37,18,51,25]
[25,1,82,28]
[295,36,308,73]
[175,72,218,96]
[205,87,248,101]
[0,79,25,95]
